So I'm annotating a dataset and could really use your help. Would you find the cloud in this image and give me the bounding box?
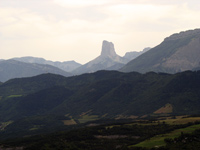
[2,1,198,39]
[0,8,51,39]
[1,0,200,63]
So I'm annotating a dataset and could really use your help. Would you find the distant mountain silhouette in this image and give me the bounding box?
[72,40,129,75]
[124,47,151,61]
[120,29,200,73]
[0,59,71,82]
[12,56,81,72]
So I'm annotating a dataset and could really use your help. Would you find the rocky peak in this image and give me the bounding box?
[100,40,117,58]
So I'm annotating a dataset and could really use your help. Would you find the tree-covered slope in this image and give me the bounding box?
[1,70,200,124]
[0,70,200,140]
[0,73,68,97]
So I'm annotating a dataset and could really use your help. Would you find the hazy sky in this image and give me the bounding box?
[1,0,200,64]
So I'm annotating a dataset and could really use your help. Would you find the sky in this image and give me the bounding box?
[1,0,200,64]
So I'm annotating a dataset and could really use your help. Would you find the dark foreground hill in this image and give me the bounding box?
[0,70,200,138]
[120,29,200,73]
[1,70,200,119]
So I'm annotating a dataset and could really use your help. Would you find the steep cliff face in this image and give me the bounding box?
[99,40,128,64]
[72,40,128,75]
[101,40,117,58]
[120,29,200,73]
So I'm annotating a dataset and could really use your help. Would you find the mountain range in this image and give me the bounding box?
[0,59,71,82]
[1,28,200,82]
[0,41,149,82]
[12,57,81,72]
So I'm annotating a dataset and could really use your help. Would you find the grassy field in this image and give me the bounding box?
[78,115,99,124]
[162,116,200,124]
[131,118,200,149]
[129,116,200,126]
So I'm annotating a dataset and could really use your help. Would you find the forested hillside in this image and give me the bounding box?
[1,70,200,139]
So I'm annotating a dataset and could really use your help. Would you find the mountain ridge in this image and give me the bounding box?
[12,56,81,72]
[124,47,151,61]
[0,59,71,82]
[120,28,200,73]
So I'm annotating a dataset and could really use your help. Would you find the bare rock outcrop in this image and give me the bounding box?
[72,40,128,75]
